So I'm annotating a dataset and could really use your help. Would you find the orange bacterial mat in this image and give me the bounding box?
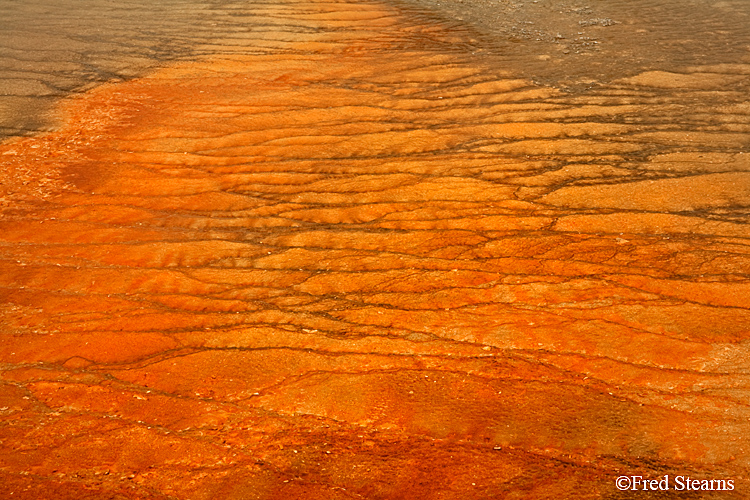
[1,0,749,498]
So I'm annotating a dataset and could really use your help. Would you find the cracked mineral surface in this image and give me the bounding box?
[1,0,749,498]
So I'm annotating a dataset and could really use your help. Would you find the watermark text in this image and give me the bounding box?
[616,475,734,492]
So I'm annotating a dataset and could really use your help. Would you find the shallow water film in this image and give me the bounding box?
[1,0,750,498]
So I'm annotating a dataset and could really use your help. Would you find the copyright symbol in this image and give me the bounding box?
[616,476,631,490]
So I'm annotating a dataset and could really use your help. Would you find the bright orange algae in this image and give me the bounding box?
[1,0,750,498]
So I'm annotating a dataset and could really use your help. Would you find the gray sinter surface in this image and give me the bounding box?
[1,0,750,139]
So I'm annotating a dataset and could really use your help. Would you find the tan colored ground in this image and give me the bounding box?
[1,0,749,498]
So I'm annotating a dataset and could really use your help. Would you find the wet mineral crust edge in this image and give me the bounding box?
[1,0,750,498]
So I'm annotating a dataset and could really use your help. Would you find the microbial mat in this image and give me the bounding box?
[1,0,750,498]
